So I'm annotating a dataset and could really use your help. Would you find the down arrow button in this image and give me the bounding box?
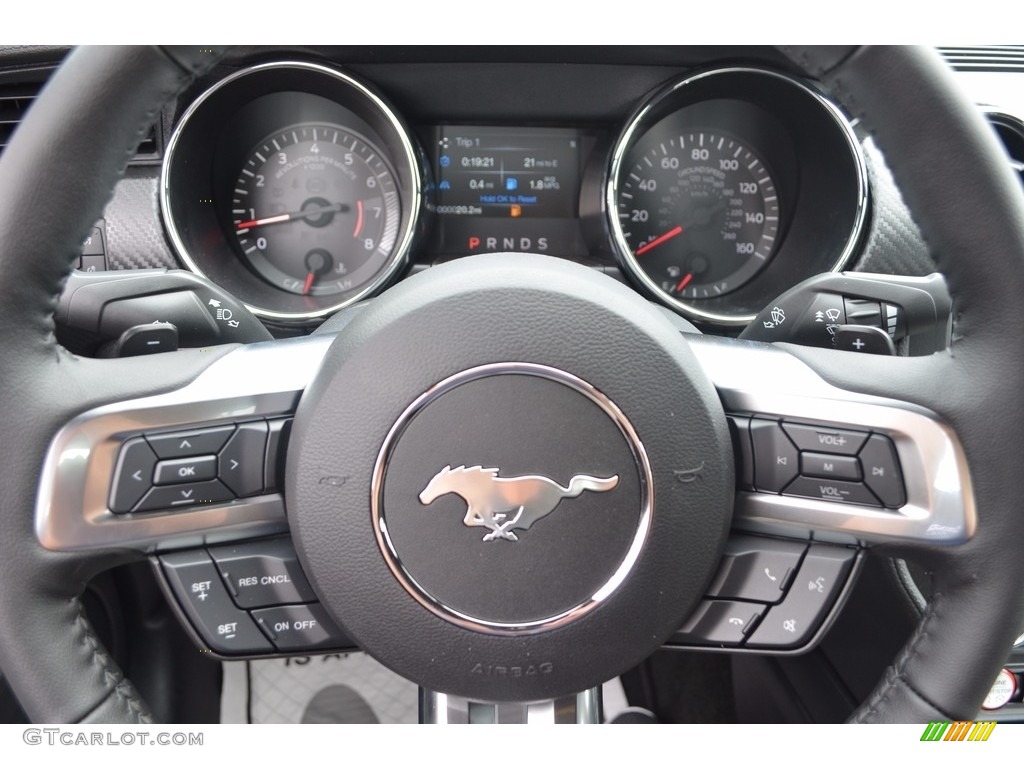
[218,421,269,497]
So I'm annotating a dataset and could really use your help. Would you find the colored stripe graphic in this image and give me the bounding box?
[920,721,996,742]
[945,721,970,740]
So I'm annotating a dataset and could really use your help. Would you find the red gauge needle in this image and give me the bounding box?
[236,202,348,232]
[303,272,316,295]
[675,273,694,293]
[635,225,683,257]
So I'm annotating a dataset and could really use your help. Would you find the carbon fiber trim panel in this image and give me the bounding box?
[103,168,178,271]
[852,138,937,276]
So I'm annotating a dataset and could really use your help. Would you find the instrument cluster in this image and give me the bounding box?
[161,62,868,327]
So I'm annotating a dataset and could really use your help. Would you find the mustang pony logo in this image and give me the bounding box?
[418,465,619,542]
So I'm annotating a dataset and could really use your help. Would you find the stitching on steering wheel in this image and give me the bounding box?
[73,600,152,723]
[850,591,953,722]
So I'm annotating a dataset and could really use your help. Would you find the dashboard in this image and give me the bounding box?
[4,45,1024,725]
[23,44,975,344]
[158,56,869,328]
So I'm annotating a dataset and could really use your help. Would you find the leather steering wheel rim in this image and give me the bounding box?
[0,45,1023,723]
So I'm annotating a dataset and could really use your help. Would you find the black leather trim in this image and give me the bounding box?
[777,46,1024,722]
[0,47,227,723]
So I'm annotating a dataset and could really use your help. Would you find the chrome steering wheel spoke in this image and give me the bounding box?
[36,335,332,553]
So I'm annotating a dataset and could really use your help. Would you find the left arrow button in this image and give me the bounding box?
[109,437,158,513]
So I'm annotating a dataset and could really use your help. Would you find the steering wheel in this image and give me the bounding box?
[1,45,1023,724]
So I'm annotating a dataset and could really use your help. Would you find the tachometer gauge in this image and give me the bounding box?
[161,61,422,323]
[232,123,400,296]
[617,131,780,299]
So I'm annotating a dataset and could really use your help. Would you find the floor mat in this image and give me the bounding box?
[222,652,629,723]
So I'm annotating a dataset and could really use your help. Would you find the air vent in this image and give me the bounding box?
[0,67,162,163]
[941,46,1024,72]
[0,78,44,156]
[986,112,1024,187]
[130,118,163,165]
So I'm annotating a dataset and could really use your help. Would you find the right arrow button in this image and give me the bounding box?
[218,421,269,498]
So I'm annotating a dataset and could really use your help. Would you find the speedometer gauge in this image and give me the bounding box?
[606,67,868,326]
[232,123,400,297]
[617,131,780,299]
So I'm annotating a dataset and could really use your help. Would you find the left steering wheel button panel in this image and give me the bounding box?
[160,550,273,654]
[109,437,158,513]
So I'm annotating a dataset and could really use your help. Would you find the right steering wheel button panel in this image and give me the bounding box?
[737,415,907,510]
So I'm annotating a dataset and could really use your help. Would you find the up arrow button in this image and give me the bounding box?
[146,425,234,459]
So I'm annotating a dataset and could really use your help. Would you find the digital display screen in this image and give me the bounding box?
[434,126,581,219]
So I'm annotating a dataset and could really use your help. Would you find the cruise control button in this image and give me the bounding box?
[209,538,316,608]
[782,422,868,455]
[800,452,861,481]
[783,476,880,507]
[153,455,217,485]
[672,600,765,646]
[859,434,906,508]
[135,479,234,512]
[218,421,268,497]
[749,419,798,493]
[109,437,157,513]
[160,550,273,654]
[706,536,806,604]
[146,425,235,459]
[252,603,347,651]
[746,545,855,649]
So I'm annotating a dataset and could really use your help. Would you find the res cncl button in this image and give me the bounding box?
[209,539,316,609]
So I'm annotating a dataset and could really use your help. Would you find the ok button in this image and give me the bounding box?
[153,455,218,485]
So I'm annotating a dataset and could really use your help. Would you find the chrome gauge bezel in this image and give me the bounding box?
[161,61,423,323]
[606,67,869,326]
